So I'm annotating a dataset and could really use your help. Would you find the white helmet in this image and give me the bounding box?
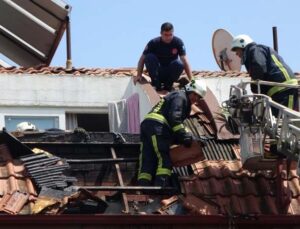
[231,34,254,51]
[16,122,37,131]
[185,79,207,98]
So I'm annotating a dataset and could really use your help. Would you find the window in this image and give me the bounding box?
[66,113,109,131]
[5,116,59,132]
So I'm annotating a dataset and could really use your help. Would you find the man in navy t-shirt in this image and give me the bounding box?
[134,22,193,91]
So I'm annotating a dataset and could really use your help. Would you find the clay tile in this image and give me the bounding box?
[263,196,278,214]
[229,196,243,215]
[205,165,223,178]
[288,178,300,198]
[245,196,261,214]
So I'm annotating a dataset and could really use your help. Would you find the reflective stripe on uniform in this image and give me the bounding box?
[288,95,294,109]
[138,172,152,181]
[138,143,143,177]
[152,99,165,113]
[151,135,172,176]
[267,54,297,97]
[145,113,169,126]
[172,123,184,132]
[156,168,172,176]
[271,54,291,81]
[267,78,298,97]
[151,135,163,169]
[138,143,152,181]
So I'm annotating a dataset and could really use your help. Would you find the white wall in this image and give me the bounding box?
[0,74,131,107]
[0,73,131,130]
[203,77,251,106]
[0,73,250,130]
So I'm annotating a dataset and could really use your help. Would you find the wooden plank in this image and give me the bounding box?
[110,147,129,213]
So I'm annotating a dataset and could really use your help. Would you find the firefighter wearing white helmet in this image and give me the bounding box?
[137,80,206,187]
[231,33,298,117]
[185,79,207,98]
[231,34,254,51]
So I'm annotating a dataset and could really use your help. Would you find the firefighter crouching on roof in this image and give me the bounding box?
[231,34,298,116]
[137,79,207,187]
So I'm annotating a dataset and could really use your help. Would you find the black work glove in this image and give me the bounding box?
[182,132,193,147]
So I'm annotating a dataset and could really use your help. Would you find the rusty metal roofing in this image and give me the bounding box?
[0,0,70,67]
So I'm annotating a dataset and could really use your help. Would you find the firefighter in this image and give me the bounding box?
[134,22,193,91]
[231,34,298,116]
[137,79,207,187]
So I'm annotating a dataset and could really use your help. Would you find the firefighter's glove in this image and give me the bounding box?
[182,132,193,148]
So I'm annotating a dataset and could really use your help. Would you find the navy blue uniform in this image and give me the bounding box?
[242,43,298,115]
[143,36,186,90]
[143,36,186,66]
[138,90,192,186]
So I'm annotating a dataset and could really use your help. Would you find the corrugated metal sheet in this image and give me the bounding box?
[0,0,70,67]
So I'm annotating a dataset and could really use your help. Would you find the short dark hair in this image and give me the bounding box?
[161,22,174,32]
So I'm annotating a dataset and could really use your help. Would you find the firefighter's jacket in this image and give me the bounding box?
[242,42,297,97]
[144,90,191,143]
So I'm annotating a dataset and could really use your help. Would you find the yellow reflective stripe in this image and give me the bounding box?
[153,99,165,113]
[138,142,153,181]
[138,143,143,175]
[145,113,169,126]
[267,79,298,97]
[156,168,172,176]
[271,54,290,81]
[151,135,172,176]
[152,135,163,169]
[172,123,184,132]
[288,95,294,109]
[138,172,152,181]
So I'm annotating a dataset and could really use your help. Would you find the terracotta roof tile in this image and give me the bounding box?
[0,144,37,215]
[0,66,255,78]
[181,159,300,215]
[1,66,298,79]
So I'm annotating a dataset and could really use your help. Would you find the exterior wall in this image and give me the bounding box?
[0,73,250,130]
[0,74,131,130]
[0,74,130,107]
[203,77,251,106]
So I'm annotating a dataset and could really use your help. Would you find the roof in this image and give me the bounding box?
[0,143,37,215]
[142,80,300,216]
[0,65,300,220]
[180,160,300,215]
[0,66,250,78]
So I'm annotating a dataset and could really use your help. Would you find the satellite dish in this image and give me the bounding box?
[212,29,241,71]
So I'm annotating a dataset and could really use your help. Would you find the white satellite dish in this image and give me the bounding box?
[212,29,241,71]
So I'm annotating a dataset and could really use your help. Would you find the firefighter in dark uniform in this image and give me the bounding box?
[137,79,207,187]
[231,34,298,116]
[134,22,193,91]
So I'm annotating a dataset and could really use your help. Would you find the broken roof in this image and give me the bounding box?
[0,66,299,227]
